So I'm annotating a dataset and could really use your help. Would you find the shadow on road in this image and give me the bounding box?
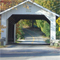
[1,48,60,57]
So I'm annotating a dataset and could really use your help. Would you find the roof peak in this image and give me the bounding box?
[0,0,59,17]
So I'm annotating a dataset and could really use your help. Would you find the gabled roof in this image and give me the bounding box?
[0,0,59,17]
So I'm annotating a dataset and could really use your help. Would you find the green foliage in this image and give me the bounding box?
[35,0,60,38]
[45,39,50,44]
[36,20,50,37]
[58,41,60,43]
[56,23,60,39]
[54,43,58,47]
[36,20,44,28]
[16,33,20,39]
[22,19,32,27]
[19,29,24,39]
[16,20,24,40]
[43,21,50,37]
[35,0,60,14]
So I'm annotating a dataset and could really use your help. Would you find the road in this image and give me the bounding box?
[0,45,60,60]
[17,28,48,44]
[0,28,60,60]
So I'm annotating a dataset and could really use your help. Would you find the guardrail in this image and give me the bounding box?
[0,38,6,46]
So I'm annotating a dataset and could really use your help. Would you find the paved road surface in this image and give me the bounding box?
[0,28,60,60]
[0,45,60,60]
[17,28,48,44]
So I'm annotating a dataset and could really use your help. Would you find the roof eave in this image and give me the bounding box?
[0,0,59,17]
[29,1,60,17]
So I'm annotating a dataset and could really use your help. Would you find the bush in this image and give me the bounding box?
[16,29,24,40]
[56,24,60,39]
[43,21,50,37]
[45,39,50,44]
[58,41,60,43]
[54,43,58,47]
[36,20,50,37]
[16,20,24,40]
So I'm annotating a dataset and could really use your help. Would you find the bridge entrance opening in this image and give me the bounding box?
[8,14,50,44]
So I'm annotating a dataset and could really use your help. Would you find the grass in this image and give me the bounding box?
[0,45,6,48]
[15,41,21,43]
[50,45,60,49]
[16,38,25,43]
[45,39,50,44]
[0,42,6,48]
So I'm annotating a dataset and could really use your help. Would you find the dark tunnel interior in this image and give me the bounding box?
[8,14,51,43]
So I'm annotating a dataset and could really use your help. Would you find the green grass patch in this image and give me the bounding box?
[45,39,50,44]
[50,45,60,48]
[0,42,6,48]
[15,41,21,43]
[0,45,6,48]
[50,41,60,48]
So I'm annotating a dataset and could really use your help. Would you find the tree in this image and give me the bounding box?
[35,0,60,38]
[36,20,50,37]
[16,20,24,40]
[22,19,32,27]
[0,0,25,12]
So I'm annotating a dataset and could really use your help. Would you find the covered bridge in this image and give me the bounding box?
[0,0,59,45]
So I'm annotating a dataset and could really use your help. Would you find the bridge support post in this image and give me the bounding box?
[50,15,56,46]
[1,15,7,45]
